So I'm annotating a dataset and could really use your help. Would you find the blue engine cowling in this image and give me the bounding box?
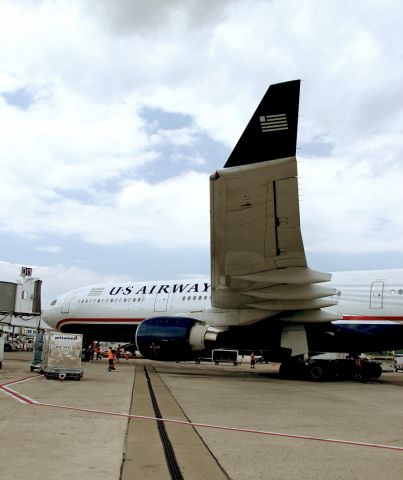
[135,316,209,361]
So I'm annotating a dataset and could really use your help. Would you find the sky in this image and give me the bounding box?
[2,0,403,307]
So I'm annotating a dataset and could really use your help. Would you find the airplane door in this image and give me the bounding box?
[61,294,76,314]
[370,281,384,309]
[154,293,170,312]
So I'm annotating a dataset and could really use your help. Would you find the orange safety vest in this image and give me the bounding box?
[107,350,114,360]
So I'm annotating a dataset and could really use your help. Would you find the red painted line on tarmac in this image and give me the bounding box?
[0,375,40,388]
[0,376,40,404]
[30,401,403,452]
[0,385,37,404]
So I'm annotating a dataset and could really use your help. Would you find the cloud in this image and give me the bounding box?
[1,0,403,287]
[34,246,62,253]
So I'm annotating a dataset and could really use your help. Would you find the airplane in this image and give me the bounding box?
[44,80,403,380]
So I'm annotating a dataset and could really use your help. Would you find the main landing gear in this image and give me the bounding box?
[279,356,383,381]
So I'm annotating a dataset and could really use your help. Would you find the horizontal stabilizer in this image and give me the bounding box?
[246,298,338,311]
[236,267,331,285]
[242,284,337,301]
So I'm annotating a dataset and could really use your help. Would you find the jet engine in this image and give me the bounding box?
[135,316,217,361]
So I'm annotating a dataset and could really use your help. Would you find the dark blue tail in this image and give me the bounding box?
[224,80,300,168]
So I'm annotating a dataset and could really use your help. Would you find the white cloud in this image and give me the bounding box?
[34,246,62,253]
[1,0,403,285]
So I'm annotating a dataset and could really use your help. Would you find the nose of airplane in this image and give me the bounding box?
[42,297,61,330]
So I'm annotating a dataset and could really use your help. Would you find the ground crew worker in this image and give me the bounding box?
[116,345,121,362]
[95,344,101,360]
[107,347,115,371]
[250,352,256,369]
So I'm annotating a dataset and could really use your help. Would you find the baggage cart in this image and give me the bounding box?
[212,349,241,366]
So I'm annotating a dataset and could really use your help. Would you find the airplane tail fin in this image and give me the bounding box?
[224,80,300,168]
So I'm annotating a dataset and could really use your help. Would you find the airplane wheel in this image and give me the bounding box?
[307,362,328,381]
[361,362,382,380]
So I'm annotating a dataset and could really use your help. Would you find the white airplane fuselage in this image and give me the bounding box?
[44,269,403,354]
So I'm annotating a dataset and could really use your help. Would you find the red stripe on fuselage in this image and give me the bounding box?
[341,315,403,321]
[56,317,144,330]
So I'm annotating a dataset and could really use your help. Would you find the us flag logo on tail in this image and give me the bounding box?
[259,113,288,133]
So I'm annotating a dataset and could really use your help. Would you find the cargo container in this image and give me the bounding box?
[41,331,84,380]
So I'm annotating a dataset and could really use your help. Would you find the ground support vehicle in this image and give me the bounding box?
[40,332,84,380]
[212,349,241,366]
[3,339,19,352]
[366,356,395,372]
[394,354,403,372]
[30,332,44,372]
[278,353,383,381]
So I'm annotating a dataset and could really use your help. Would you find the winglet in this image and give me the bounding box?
[224,80,300,168]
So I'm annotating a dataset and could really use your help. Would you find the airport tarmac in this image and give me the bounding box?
[1,352,403,480]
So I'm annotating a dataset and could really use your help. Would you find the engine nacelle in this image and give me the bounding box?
[135,316,211,361]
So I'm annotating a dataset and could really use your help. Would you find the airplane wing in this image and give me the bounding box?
[210,80,337,323]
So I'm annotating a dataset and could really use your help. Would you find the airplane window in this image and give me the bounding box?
[204,296,207,300]
[119,298,122,302]
[198,296,202,300]
[188,296,191,300]
[399,289,403,295]
[193,296,196,300]
[124,298,127,302]
[97,299,100,303]
[337,291,341,296]
[85,299,88,303]
[142,298,145,302]
[102,299,105,303]
[50,300,57,306]
[182,296,185,301]
[390,290,395,295]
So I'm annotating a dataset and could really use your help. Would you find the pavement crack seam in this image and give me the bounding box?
[151,365,232,480]
[144,365,184,480]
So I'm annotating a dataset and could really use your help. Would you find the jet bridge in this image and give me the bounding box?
[0,267,41,317]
